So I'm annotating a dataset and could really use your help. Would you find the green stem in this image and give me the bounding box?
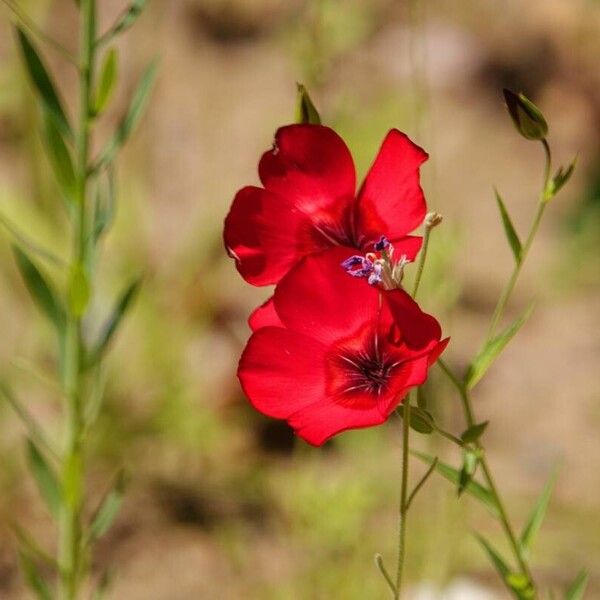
[486,139,552,340]
[394,393,412,598]
[412,224,431,299]
[57,2,95,598]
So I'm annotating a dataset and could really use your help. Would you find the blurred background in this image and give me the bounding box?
[0,0,598,598]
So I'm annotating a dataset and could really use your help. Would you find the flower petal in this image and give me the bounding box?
[390,235,423,262]
[274,247,380,345]
[259,125,357,246]
[238,327,327,419]
[223,186,331,286]
[384,289,443,351]
[248,297,281,331]
[355,129,428,245]
[288,400,386,446]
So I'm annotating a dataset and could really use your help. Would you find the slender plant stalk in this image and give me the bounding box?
[394,392,412,598]
[436,138,554,592]
[58,2,96,597]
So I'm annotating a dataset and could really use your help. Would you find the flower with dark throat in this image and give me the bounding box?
[239,249,448,446]
[224,125,428,286]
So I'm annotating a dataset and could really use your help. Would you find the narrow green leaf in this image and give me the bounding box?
[411,450,500,518]
[89,470,128,541]
[87,278,142,366]
[93,166,117,243]
[16,27,71,139]
[461,421,489,444]
[374,554,396,594]
[416,386,427,410]
[10,521,56,567]
[397,404,434,434]
[0,381,57,460]
[18,550,53,600]
[98,0,148,46]
[495,189,522,264]
[475,533,511,578]
[13,246,65,333]
[68,263,90,317]
[43,112,77,203]
[465,304,534,389]
[93,59,158,171]
[565,570,588,600]
[520,468,558,556]
[94,48,118,116]
[547,156,577,200]
[295,83,321,125]
[27,440,61,518]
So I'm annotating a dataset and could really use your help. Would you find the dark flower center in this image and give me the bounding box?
[335,349,401,398]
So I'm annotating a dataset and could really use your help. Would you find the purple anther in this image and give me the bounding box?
[373,236,391,251]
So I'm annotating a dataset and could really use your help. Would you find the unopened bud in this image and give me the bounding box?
[425,211,443,228]
[503,89,548,141]
[295,83,321,125]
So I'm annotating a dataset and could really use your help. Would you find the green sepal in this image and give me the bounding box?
[27,440,61,518]
[13,246,66,334]
[295,83,321,125]
[16,27,71,139]
[461,421,489,444]
[411,450,500,518]
[495,189,522,264]
[93,59,158,172]
[503,89,548,141]
[465,304,534,389]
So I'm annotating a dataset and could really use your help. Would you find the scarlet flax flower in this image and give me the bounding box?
[238,249,448,445]
[224,124,428,286]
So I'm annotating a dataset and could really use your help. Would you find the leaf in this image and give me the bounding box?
[520,468,558,556]
[295,83,321,125]
[89,470,128,541]
[547,157,577,200]
[374,554,396,594]
[87,278,142,366]
[461,421,489,444]
[18,550,53,600]
[98,0,148,46]
[411,450,500,518]
[416,386,427,410]
[10,521,56,567]
[465,304,534,389]
[13,246,65,333]
[93,59,158,171]
[63,452,83,510]
[27,440,61,518]
[93,166,117,243]
[495,189,522,264]
[475,533,511,578]
[68,263,91,317]
[43,112,77,203]
[94,48,118,115]
[16,27,71,139]
[565,570,588,600]
[397,404,434,434]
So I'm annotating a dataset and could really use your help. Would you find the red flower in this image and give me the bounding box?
[224,125,428,286]
[238,249,448,446]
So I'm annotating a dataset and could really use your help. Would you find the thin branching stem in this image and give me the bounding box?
[1,0,78,66]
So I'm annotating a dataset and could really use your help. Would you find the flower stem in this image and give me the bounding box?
[394,392,412,598]
[57,2,95,598]
[486,139,552,339]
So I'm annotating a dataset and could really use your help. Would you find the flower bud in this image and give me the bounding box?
[503,89,548,141]
[425,211,443,228]
[295,83,321,125]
